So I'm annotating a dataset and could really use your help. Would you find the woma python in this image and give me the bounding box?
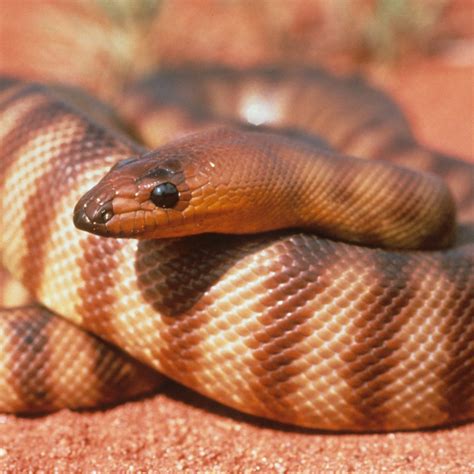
[0,68,472,431]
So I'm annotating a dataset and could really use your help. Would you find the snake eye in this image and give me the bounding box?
[150,182,179,208]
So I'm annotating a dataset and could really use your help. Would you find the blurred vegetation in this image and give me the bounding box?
[96,0,161,25]
[360,0,448,61]
[93,0,453,65]
[0,0,469,99]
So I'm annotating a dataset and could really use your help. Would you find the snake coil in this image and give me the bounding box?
[0,68,472,431]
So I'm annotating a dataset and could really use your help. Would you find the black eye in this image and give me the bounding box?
[150,182,179,208]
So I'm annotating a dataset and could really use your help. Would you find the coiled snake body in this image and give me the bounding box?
[0,68,472,431]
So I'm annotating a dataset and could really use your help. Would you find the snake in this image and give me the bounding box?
[0,68,472,431]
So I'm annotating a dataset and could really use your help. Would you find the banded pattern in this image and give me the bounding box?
[0,306,161,413]
[0,69,472,431]
[0,81,163,411]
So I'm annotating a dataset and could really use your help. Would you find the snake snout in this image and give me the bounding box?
[73,188,115,235]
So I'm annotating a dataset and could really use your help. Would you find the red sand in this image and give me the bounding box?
[0,384,473,472]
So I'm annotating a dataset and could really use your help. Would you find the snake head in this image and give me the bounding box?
[73,128,266,239]
[73,146,198,238]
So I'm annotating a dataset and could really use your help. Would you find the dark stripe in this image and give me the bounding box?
[0,88,51,192]
[18,103,85,295]
[75,234,122,339]
[4,306,56,411]
[2,305,159,411]
[0,77,21,94]
[0,82,43,116]
[136,235,236,386]
[439,247,474,422]
[137,234,249,316]
[245,234,337,421]
[337,248,415,429]
[76,234,164,400]
[88,332,161,405]
[135,234,268,388]
[428,152,474,219]
[16,101,132,296]
[333,116,397,156]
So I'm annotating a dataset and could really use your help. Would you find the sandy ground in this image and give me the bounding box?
[0,58,472,473]
[0,383,473,472]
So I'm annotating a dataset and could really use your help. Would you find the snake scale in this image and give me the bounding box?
[0,68,472,431]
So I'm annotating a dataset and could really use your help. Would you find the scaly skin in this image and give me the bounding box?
[0,70,472,431]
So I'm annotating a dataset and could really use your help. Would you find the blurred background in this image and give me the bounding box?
[0,0,472,155]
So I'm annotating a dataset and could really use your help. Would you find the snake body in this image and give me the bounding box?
[0,68,472,431]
